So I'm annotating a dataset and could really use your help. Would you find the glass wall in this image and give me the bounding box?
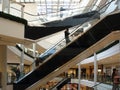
[37,0,89,20]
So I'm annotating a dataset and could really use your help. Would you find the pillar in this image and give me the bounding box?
[32,43,36,70]
[0,45,7,90]
[20,44,24,77]
[21,5,25,18]
[2,0,10,13]
[119,40,120,52]
[117,0,120,10]
[94,53,98,90]
[78,63,81,90]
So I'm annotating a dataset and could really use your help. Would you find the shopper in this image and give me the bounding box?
[112,68,120,90]
[15,67,20,80]
[64,28,70,44]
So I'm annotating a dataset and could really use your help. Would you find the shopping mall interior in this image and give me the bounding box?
[0,0,120,90]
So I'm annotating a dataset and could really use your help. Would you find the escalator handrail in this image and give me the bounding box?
[92,82,103,88]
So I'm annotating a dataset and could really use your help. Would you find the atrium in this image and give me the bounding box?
[0,0,120,90]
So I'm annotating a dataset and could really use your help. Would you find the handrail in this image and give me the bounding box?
[30,0,114,66]
[92,82,116,90]
[92,82,103,88]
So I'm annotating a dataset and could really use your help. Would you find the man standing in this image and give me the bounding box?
[64,28,70,44]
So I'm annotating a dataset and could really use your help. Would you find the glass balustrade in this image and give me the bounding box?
[92,81,120,90]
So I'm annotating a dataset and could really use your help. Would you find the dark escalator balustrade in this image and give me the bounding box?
[13,12,120,90]
[25,26,69,40]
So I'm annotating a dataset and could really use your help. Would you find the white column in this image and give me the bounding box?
[117,0,120,10]
[20,44,24,77]
[119,40,120,52]
[94,53,98,90]
[78,63,81,90]
[32,43,36,70]
[2,0,10,13]
[21,5,25,18]
[0,45,7,90]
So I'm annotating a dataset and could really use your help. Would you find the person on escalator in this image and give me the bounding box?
[15,67,20,81]
[64,28,70,44]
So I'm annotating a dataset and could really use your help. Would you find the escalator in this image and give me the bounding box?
[13,11,120,90]
[51,78,71,90]
[25,10,100,40]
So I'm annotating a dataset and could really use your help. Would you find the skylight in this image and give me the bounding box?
[37,0,90,20]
